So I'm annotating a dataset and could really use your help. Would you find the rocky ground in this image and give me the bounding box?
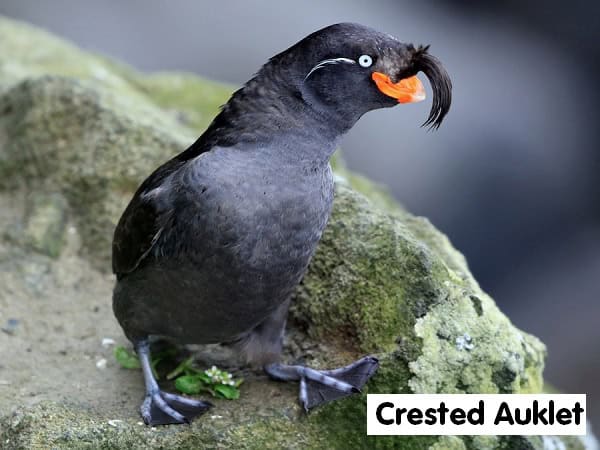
[0,16,596,450]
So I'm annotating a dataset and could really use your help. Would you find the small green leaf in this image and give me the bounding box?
[174,375,204,395]
[114,346,140,369]
[214,384,240,400]
[166,356,194,380]
[198,372,212,384]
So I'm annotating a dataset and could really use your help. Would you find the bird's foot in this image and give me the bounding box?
[133,339,212,425]
[264,355,379,411]
[141,389,212,426]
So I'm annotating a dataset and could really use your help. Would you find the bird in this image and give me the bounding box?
[112,22,452,426]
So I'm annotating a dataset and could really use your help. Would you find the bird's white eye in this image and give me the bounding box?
[358,55,373,68]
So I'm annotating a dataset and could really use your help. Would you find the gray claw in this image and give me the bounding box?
[141,391,188,425]
[265,355,379,411]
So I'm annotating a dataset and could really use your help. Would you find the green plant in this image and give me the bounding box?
[168,359,242,400]
[114,346,242,400]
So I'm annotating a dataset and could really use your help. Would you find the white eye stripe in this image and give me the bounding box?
[304,57,356,81]
[358,55,373,68]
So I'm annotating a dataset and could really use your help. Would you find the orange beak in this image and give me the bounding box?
[371,72,426,103]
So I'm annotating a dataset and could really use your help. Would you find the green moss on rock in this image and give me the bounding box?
[23,192,68,258]
[0,15,595,450]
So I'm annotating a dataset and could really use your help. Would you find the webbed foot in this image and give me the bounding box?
[141,389,212,425]
[264,355,379,411]
[135,340,212,426]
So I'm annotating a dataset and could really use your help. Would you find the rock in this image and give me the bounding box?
[0,16,595,449]
[21,192,68,258]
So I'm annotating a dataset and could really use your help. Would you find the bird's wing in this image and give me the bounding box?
[112,133,216,277]
[111,159,182,277]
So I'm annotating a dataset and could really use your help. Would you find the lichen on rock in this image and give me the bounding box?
[0,16,595,450]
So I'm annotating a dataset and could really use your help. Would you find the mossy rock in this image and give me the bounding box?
[0,16,595,450]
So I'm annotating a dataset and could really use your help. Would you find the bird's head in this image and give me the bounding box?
[271,23,452,130]
[199,23,452,151]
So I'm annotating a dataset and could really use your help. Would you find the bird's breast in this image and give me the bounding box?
[174,149,335,283]
[233,164,334,273]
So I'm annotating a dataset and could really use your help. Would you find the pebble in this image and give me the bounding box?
[96,358,107,369]
[101,337,116,348]
[1,318,19,336]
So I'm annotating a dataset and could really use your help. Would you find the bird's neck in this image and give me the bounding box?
[188,67,352,167]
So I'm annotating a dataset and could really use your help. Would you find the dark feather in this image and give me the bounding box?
[414,46,452,130]
[111,159,182,277]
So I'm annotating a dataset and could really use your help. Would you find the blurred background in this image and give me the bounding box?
[1,0,597,425]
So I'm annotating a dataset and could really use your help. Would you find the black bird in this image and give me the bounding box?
[112,22,451,425]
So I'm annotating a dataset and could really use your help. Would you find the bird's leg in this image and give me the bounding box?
[264,355,379,411]
[135,339,212,425]
[246,299,379,411]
